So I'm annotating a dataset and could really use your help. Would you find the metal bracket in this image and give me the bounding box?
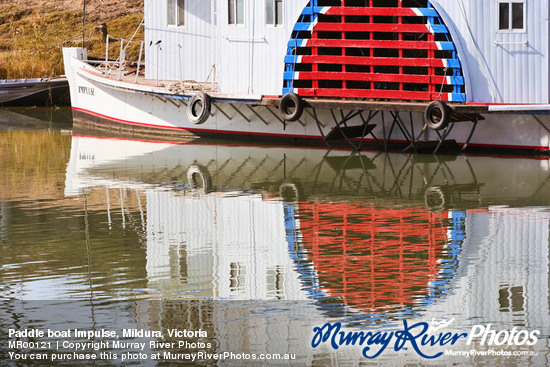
[263,105,286,126]
[245,105,269,125]
[212,103,232,120]
[228,103,251,123]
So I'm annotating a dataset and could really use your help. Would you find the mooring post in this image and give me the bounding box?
[118,38,124,80]
[135,40,144,84]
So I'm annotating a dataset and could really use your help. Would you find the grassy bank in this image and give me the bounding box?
[0,5,143,79]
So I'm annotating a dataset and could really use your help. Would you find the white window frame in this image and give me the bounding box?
[228,0,245,26]
[497,0,526,33]
[265,0,284,28]
[167,0,186,28]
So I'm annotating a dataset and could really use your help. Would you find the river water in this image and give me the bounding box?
[0,107,549,366]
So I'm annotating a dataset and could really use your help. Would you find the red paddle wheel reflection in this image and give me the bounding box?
[298,202,449,313]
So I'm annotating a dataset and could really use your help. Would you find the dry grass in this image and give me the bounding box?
[84,12,145,64]
[0,3,144,79]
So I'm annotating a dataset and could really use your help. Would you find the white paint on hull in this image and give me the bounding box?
[63,48,550,152]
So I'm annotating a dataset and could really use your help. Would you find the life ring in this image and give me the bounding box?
[424,101,451,131]
[187,165,212,193]
[424,186,447,210]
[279,93,303,122]
[187,93,211,125]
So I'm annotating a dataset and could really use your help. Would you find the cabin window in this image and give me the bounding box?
[228,0,245,25]
[498,1,525,31]
[266,0,283,27]
[167,0,185,27]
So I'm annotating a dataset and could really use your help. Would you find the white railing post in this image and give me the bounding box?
[104,35,109,75]
[155,41,161,86]
[118,38,124,80]
[135,40,144,84]
[178,44,183,90]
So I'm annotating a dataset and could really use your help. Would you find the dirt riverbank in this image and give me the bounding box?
[0,0,144,78]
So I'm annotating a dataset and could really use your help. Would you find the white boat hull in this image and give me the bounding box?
[63,48,550,155]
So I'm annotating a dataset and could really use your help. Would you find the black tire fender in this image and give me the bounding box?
[187,93,211,125]
[279,93,303,122]
[424,101,451,131]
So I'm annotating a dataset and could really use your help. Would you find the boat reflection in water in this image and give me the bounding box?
[64,130,550,364]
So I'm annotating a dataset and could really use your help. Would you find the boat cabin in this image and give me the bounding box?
[144,0,549,104]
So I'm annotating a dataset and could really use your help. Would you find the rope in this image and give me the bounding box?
[436,67,449,101]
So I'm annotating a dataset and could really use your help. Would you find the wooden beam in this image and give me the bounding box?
[261,97,489,115]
